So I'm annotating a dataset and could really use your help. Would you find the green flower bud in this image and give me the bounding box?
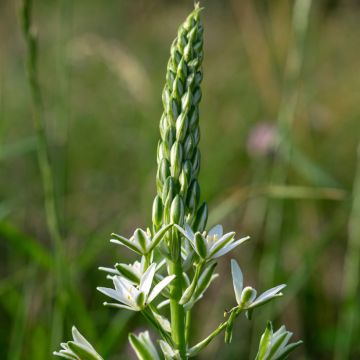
[157,158,171,184]
[176,113,189,142]
[170,141,183,179]
[183,133,195,160]
[134,229,148,253]
[192,202,208,232]
[195,233,207,259]
[181,90,192,113]
[154,3,204,231]
[240,286,257,306]
[152,195,163,230]
[186,179,200,213]
[170,195,185,225]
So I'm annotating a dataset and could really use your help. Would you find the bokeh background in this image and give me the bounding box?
[1,0,360,359]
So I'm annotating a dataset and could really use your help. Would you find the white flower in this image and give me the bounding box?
[159,340,181,359]
[110,224,172,255]
[97,263,175,311]
[129,331,161,360]
[231,259,286,310]
[255,322,303,360]
[53,326,103,360]
[99,257,166,284]
[175,224,250,260]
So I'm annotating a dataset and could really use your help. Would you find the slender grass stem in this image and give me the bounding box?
[20,0,66,348]
[334,144,360,360]
[251,0,312,354]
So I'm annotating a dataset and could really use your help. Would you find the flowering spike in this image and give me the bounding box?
[153,3,206,230]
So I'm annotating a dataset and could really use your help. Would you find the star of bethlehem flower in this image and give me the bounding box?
[99,256,166,284]
[110,224,172,255]
[231,259,286,311]
[175,223,250,260]
[255,321,303,360]
[97,263,175,311]
[53,326,103,360]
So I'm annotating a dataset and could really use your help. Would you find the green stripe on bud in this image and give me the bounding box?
[195,233,207,259]
[115,263,140,284]
[170,195,185,225]
[186,179,200,214]
[170,141,183,179]
[152,195,163,231]
[193,202,208,232]
[193,262,217,300]
[240,286,257,307]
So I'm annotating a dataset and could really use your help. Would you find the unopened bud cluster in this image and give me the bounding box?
[152,5,207,235]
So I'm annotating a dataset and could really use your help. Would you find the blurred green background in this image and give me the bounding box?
[1,0,360,359]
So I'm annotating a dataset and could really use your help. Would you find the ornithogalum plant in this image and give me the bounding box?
[54,4,302,360]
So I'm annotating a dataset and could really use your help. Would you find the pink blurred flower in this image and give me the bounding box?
[247,122,278,157]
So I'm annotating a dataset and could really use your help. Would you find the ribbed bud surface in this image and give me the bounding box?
[153,4,207,230]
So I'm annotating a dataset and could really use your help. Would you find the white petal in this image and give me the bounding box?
[157,299,171,309]
[113,277,139,307]
[209,232,235,257]
[71,327,94,350]
[139,263,157,296]
[97,287,121,302]
[174,224,193,243]
[148,275,176,303]
[208,224,223,237]
[103,302,137,311]
[256,284,287,302]
[98,267,119,275]
[184,223,195,240]
[231,259,243,304]
[212,236,250,258]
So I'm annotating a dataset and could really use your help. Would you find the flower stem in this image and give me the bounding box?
[188,307,243,357]
[169,258,187,358]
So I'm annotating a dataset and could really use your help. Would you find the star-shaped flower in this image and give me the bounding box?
[53,326,103,360]
[255,322,303,360]
[231,259,286,311]
[99,257,166,284]
[175,224,249,260]
[111,224,172,255]
[97,263,175,311]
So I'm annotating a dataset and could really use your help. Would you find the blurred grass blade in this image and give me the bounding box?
[7,265,37,360]
[273,209,347,315]
[0,202,12,220]
[20,0,67,348]
[209,185,345,226]
[252,0,313,353]
[0,136,37,161]
[334,144,360,360]
[0,221,53,269]
[99,312,134,356]
[282,138,341,187]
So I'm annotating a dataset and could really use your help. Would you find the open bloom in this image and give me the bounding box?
[53,326,103,360]
[99,256,166,284]
[97,263,175,311]
[175,224,250,260]
[255,322,303,360]
[231,259,286,310]
[110,224,172,255]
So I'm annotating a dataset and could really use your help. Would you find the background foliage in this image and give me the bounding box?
[1,0,359,359]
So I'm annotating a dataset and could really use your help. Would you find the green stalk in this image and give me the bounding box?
[169,259,186,357]
[334,144,360,360]
[20,0,66,348]
[151,4,206,358]
[188,306,243,357]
